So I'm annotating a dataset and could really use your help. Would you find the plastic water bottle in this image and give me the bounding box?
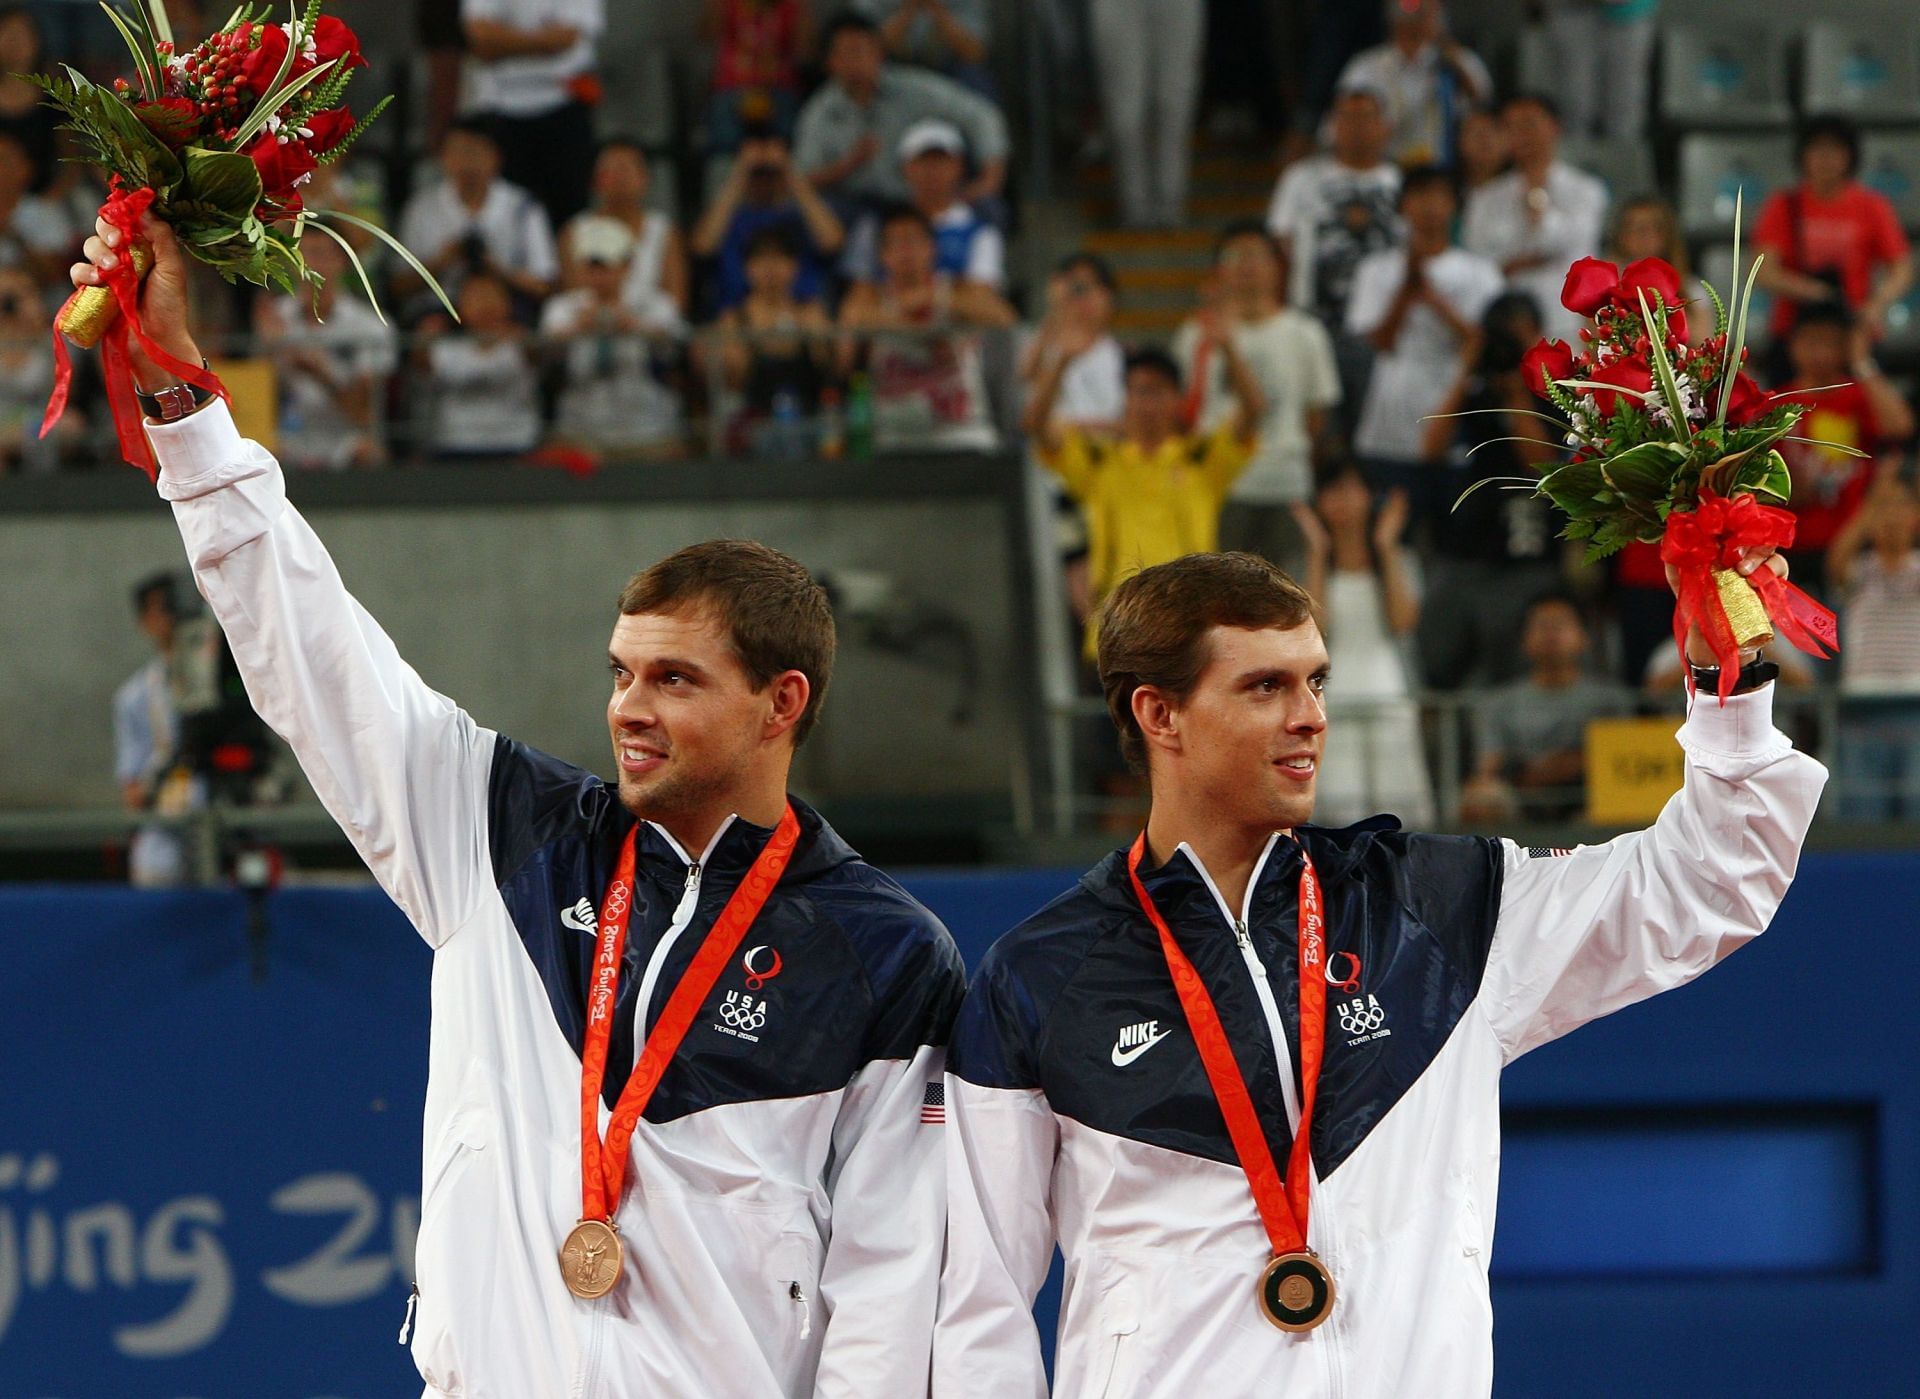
[818,388,845,460]
[771,390,804,460]
[846,373,874,462]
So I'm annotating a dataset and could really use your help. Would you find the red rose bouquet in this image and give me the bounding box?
[31,2,451,472]
[1501,208,1843,697]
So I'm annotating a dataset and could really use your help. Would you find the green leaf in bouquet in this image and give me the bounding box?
[1737,448,1792,504]
[179,145,264,219]
[308,208,460,321]
[301,216,385,323]
[1538,457,1610,518]
[1597,440,1687,503]
[146,0,174,47]
[39,65,182,189]
[1703,278,1728,340]
[99,3,160,102]
[1637,288,1692,440]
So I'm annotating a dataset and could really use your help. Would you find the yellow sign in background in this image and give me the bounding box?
[1585,716,1685,825]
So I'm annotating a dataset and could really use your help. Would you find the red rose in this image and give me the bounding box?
[1560,256,1621,316]
[238,21,306,97]
[309,16,367,71]
[303,107,356,155]
[1618,257,1683,311]
[1724,371,1772,426]
[1522,338,1575,399]
[1586,354,1652,417]
[1664,303,1689,347]
[246,131,318,205]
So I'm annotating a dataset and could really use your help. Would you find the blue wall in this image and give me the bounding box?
[1,854,1915,1397]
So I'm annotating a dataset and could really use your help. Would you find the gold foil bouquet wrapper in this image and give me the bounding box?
[56,244,151,349]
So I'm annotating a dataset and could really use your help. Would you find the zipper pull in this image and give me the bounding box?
[398,1284,419,1345]
[790,1280,813,1341]
[1235,920,1268,977]
[685,861,701,892]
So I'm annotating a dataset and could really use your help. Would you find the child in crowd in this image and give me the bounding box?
[419,271,542,458]
[709,226,835,450]
[540,216,685,456]
[559,139,688,331]
[837,203,1014,452]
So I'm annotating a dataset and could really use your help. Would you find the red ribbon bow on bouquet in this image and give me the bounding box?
[39,181,229,481]
[1659,490,1839,701]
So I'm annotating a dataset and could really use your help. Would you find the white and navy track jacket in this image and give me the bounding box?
[935,688,1825,1398]
[148,402,966,1399]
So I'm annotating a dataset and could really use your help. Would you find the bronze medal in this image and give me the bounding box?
[560,1218,624,1299]
[1258,1251,1335,1332]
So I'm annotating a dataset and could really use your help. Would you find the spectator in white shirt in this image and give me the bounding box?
[1828,474,1920,820]
[0,128,70,283]
[844,119,1004,288]
[1347,165,1502,520]
[397,120,559,317]
[460,0,604,227]
[1174,222,1341,572]
[540,215,685,455]
[420,270,544,457]
[1335,0,1491,168]
[1265,83,1402,338]
[559,138,688,332]
[1461,93,1608,341]
[1090,0,1206,227]
[253,233,398,470]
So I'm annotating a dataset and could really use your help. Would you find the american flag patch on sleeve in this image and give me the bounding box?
[1525,846,1573,858]
[920,1081,946,1124]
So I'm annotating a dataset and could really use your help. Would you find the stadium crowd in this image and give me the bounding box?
[2,0,1914,828]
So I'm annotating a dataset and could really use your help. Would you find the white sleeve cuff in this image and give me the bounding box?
[148,398,251,500]
[1679,684,1790,761]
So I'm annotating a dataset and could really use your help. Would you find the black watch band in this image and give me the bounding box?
[135,361,214,422]
[1690,657,1780,695]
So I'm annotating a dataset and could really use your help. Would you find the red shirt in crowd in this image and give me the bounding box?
[1774,379,1882,552]
[1754,182,1910,339]
[712,0,803,92]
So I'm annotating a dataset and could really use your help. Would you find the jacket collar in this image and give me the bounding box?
[631,795,856,894]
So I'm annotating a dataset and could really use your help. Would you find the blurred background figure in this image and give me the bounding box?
[1462,93,1607,341]
[693,123,845,313]
[707,225,835,452]
[1529,0,1659,143]
[1756,115,1913,344]
[1296,460,1432,825]
[0,261,63,473]
[459,0,604,227]
[1463,592,1632,822]
[704,0,811,152]
[1829,474,1920,821]
[1090,0,1206,227]
[1336,0,1491,167]
[254,236,399,471]
[419,270,543,458]
[1175,222,1340,574]
[397,120,558,318]
[560,139,688,332]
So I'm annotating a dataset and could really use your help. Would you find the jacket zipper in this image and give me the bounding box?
[576,818,735,1397]
[1190,837,1343,1394]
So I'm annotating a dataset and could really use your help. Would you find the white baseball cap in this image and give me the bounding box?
[898,119,965,162]
[572,214,635,265]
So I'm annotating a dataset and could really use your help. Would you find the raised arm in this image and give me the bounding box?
[74,214,495,945]
[1480,679,1826,1061]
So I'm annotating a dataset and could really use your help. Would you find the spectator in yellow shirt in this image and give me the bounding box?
[1024,325,1263,652]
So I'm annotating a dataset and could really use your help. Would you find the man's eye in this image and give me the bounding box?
[1311,674,1329,693]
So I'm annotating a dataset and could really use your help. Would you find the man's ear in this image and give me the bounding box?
[1131,684,1183,762]
[764,670,812,744]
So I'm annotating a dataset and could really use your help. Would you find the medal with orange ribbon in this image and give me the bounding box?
[1127,832,1336,1332]
[563,805,801,1299]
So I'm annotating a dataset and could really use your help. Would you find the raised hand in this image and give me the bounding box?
[72,212,199,384]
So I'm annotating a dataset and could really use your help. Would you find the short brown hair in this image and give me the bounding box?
[1097,552,1319,773]
[618,540,835,745]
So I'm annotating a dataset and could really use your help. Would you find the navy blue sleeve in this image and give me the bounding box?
[486,735,619,887]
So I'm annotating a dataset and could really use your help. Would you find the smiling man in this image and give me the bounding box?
[933,549,1825,1397]
[74,213,963,1398]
